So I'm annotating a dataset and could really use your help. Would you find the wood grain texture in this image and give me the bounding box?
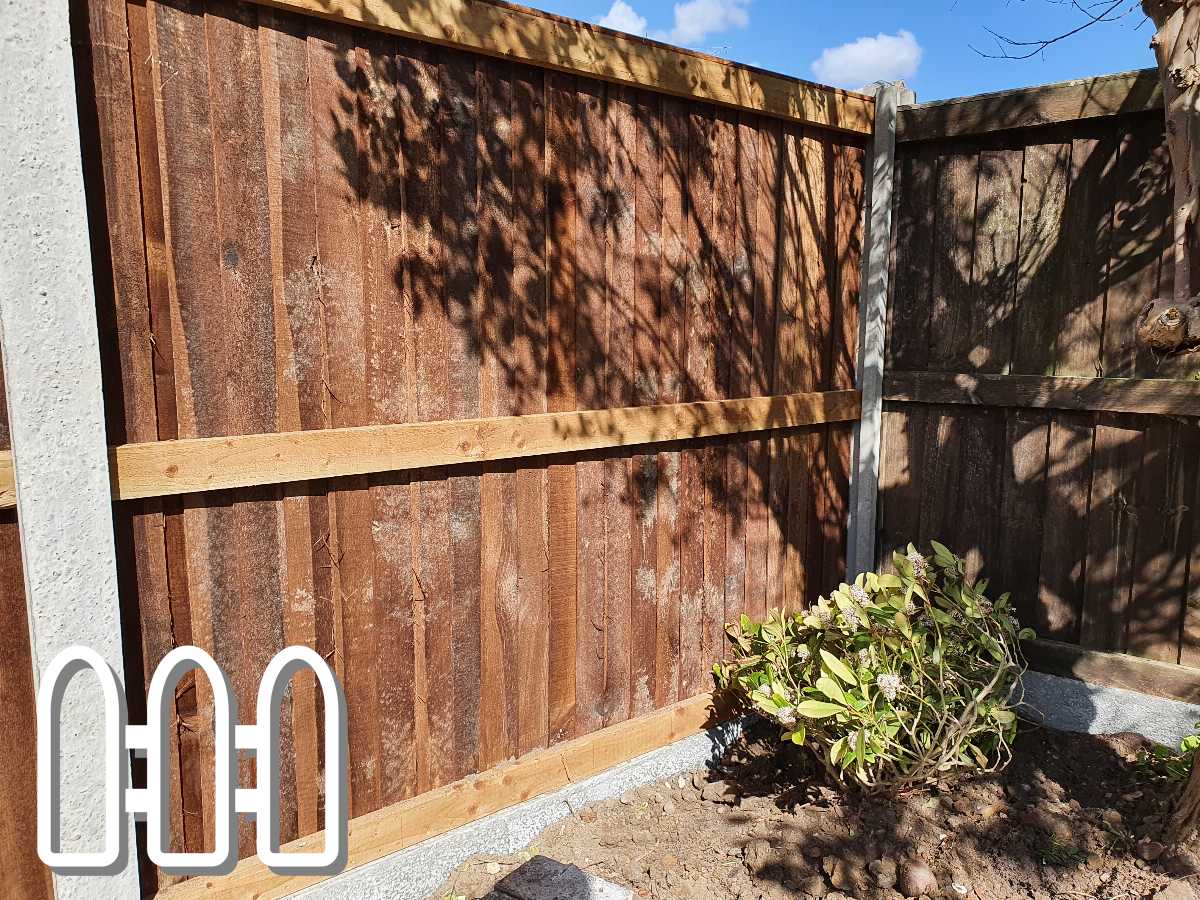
[75,0,869,879]
[884,371,1200,417]
[898,69,1161,142]
[881,101,1196,671]
[157,692,733,900]
[244,0,873,133]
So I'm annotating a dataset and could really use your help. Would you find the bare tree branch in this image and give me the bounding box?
[970,0,1143,60]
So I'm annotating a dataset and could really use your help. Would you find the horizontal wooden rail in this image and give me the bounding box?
[1024,638,1200,705]
[159,691,731,898]
[898,68,1162,142]
[249,0,873,134]
[0,390,859,509]
[884,371,1200,418]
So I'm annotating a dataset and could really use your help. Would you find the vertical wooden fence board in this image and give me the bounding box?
[723,111,750,631]
[153,0,231,852]
[74,0,872,879]
[997,409,1051,628]
[602,85,635,726]
[1037,412,1094,643]
[885,146,936,372]
[928,150,979,374]
[969,148,1023,373]
[824,139,864,584]
[439,49,483,784]
[678,106,713,696]
[655,98,688,706]
[699,109,727,676]
[573,79,609,732]
[545,71,578,741]
[478,59,520,764]
[630,91,663,717]
[208,1,289,850]
[1010,141,1070,375]
[260,9,320,842]
[1127,421,1189,662]
[1102,119,1169,378]
[1081,415,1144,652]
[746,118,780,619]
[1055,124,1118,378]
[513,65,550,752]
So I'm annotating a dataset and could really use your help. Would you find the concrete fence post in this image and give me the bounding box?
[847,81,914,578]
[0,0,139,895]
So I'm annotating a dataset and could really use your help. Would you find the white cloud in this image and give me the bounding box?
[598,0,648,35]
[662,0,750,46]
[811,30,923,90]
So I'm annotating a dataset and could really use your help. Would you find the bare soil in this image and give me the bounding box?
[435,722,1200,900]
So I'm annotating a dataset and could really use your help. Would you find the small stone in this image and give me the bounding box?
[619,791,636,805]
[870,858,898,889]
[662,853,678,869]
[579,808,598,824]
[701,779,737,804]
[1101,809,1124,827]
[662,800,676,815]
[798,874,828,897]
[1138,839,1166,861]
[692,772,707,789]
[485,861,502,875]
[898,859,938,897]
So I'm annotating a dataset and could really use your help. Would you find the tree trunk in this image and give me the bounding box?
[1144,0,1200,301]
[1143,0,1200,848]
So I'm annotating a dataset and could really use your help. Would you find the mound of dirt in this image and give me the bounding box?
[436,722,1198,900]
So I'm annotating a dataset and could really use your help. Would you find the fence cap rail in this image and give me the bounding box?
[898,68,1162,142]
[250,0,874,134]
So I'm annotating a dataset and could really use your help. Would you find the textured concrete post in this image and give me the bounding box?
[847,82,914,578]
[0,0,139,895]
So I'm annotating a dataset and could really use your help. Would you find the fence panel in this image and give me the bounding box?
[71,0,868,889]
[881,73,1198,670]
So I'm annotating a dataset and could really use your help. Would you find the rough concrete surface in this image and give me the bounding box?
[299,671,1198,899]
[294,722,741,900]
[0,0,139,896]
[1021,670,1200,747]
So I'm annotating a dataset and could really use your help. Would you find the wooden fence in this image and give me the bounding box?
[53,0,869,894]
[879,70,1200,667]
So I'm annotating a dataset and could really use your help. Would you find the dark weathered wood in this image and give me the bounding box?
[79,0,868,879]
[1080,415,1143,652]
[884,371,1200,417]
[1055,123,1118,378]
[898,69,1162,142]
[1025,637,1200,704]
[997,409,1050,628]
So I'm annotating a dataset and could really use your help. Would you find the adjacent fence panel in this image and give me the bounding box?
[72,0,867,889]
[880,72,1199,669]
[0,368,51,900]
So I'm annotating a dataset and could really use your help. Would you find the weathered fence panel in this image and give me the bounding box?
[881,73,1199,668]
[0,364,51,898]
[69,0,867,889]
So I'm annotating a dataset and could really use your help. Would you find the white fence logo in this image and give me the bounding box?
[37,645,347,875]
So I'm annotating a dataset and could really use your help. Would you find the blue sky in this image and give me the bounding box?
[528,0,1154,101]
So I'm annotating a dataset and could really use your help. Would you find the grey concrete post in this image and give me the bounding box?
[0,0,139,896]
[847,82,914,578]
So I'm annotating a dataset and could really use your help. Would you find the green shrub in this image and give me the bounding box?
[714,542,1033,794]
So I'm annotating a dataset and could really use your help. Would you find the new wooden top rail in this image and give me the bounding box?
[249,0,874,134]
[0,390,860,509]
